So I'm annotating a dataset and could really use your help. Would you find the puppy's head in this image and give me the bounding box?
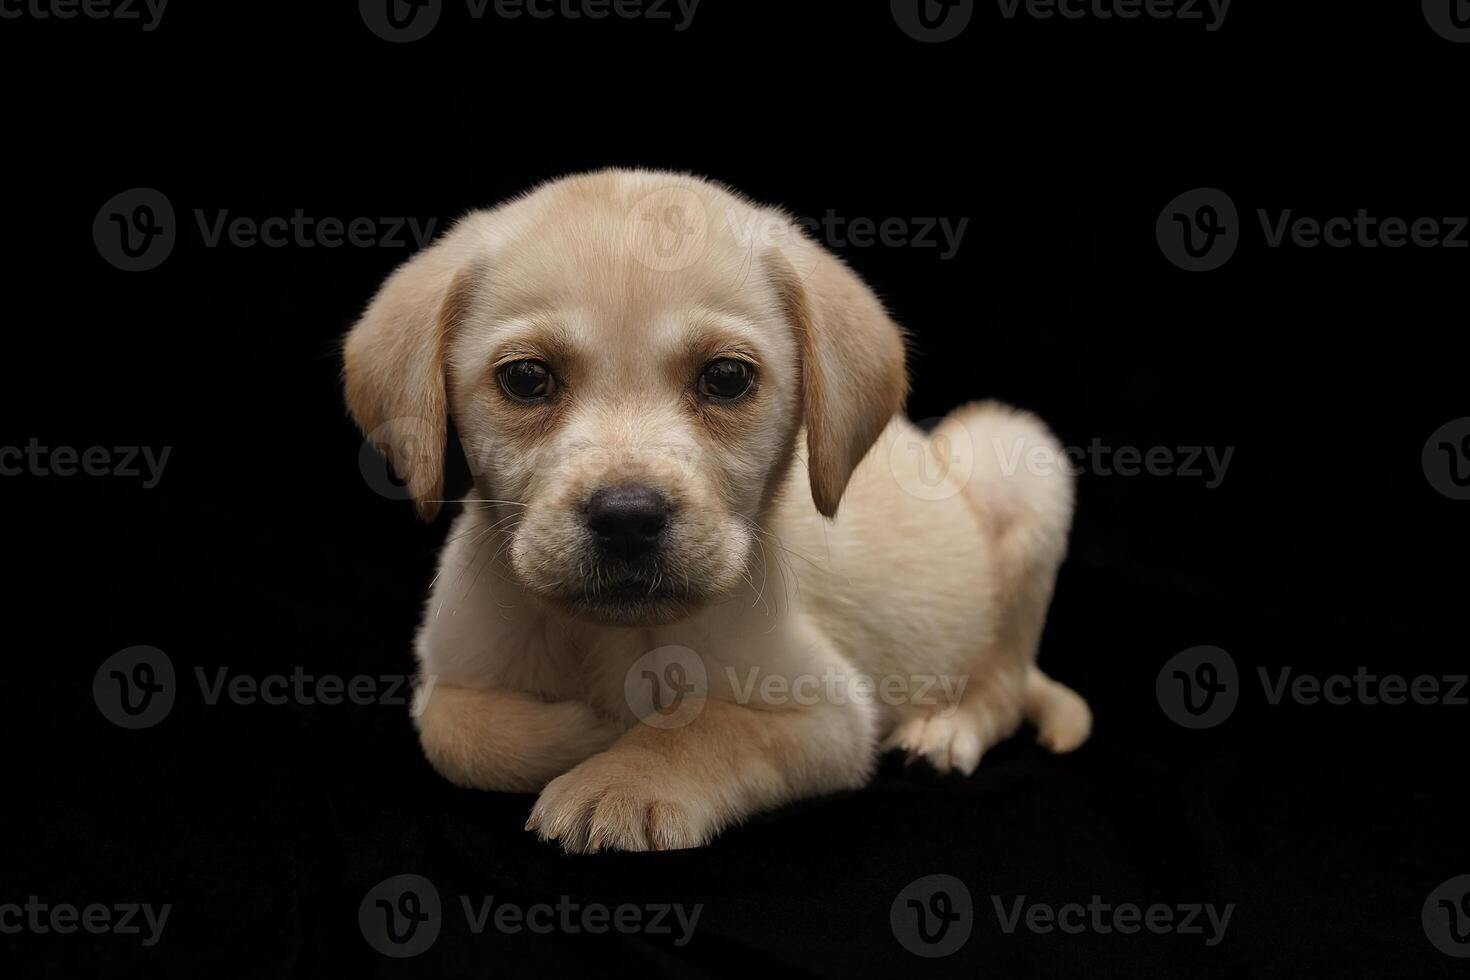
[344,170,906,625]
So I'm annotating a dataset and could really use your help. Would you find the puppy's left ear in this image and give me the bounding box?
[343,218,487,520]
[764,231,909,518]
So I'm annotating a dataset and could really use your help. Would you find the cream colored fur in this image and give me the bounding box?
[344,169,1090,852]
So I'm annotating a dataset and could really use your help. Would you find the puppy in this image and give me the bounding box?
[343,169,1091,852]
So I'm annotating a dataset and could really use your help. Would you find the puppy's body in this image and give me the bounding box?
[346,169,1090,851]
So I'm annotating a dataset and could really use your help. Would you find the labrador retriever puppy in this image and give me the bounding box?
[343,169,1090,852]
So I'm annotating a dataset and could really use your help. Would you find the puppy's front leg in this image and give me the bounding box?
[527,651,877,852]
[416,684,622,793]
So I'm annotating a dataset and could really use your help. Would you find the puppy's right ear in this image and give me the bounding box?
[342,219,486,520]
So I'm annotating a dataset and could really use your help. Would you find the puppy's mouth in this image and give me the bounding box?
[556,568,697,625]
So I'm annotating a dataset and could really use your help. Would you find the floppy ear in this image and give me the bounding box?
[343,221,486,521]
[764,235,909,518]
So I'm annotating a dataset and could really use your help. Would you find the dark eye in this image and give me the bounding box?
[498,360,555,401]
[698,358,755,401]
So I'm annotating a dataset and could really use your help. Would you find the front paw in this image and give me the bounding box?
[526,751,712,853]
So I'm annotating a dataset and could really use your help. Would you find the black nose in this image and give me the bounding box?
[585,485,670,561]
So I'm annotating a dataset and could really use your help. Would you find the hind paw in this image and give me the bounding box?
[883,714,986,776]
[1035,701,1091,754]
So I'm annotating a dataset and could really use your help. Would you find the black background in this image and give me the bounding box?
[3,0,1468,976]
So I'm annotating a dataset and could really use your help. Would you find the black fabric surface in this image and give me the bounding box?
[3,3,1468,976]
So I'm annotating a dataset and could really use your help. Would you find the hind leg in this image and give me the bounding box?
[883,656,1028,775]
[884,402,1091,774]
[884,664,1092,775]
